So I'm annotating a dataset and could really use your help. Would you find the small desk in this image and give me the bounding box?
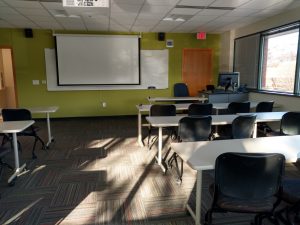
[0,120,35,184]
[148,96,207,103]
[27,106,58,147]
[146,112,286,171]
[136,102,259,146]
[171,135,300,225]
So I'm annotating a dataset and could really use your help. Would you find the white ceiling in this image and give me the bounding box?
[0,0,299,33]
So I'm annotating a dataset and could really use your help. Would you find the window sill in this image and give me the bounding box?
[249,89,300,98]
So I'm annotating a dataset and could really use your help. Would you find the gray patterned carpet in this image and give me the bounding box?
[0,116,299,225]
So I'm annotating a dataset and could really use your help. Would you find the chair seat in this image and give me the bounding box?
[209,184,275,213]
[280,179,300,204]
[0,147,11,158]
[217,195,275,213]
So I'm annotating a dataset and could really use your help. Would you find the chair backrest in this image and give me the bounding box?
[2,108,32,121]
[178,116,212,142]
[280,112,300,135]
[150,104,176,116]
[232,115,256,139]
[206,85,215,91]
[174,83,189,97]
[228,102,250,114]
[188,103,213,116]
[256,101,274,112]
[215,152,285,200]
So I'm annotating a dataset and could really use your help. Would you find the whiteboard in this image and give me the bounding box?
[45,48,168,91]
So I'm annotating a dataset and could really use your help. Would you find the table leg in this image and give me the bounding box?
[138,111,144,147]
[253,123,257,138]
[154,127,166,172]
[46,112,54,147]
[186,169,203,225]
[8,133,26,184]
[195,170,203,225]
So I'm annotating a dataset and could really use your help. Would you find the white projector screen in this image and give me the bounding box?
[55,34,140,85]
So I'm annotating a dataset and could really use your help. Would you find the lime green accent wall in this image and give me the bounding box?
[0,29,220,118]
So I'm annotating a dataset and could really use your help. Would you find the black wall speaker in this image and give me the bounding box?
[24,28,33,38]
[158,32,165,41]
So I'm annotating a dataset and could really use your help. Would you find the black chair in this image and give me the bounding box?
[256,101,274,112]
[227,101,250,114]
[205,152,285,225]
[206,85,215,92]
[277,178,300,224]
[267,112,300,137]
[188,103,213,116]
[1,108,46,159]
[167,116,212,182]
[148,105,176,149]
[232,115,257,139]
[0,146,13,182]
[174,83,189,97]
[215,115,256,140]
[256,101,274,135]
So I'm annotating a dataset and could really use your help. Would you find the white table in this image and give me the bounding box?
[136,102,259,146]
[146,112,286,171]
[0,120,35,184]
[171,135,300,225]
[148,96,207,103]
[27,106,58,147]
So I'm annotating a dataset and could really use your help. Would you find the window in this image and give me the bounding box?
[259,23,300,93]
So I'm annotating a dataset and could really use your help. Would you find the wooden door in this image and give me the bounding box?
[182,49,213,96]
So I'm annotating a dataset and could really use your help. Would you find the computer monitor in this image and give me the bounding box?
[218,72,240,89]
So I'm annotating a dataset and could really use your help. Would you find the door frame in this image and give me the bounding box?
[0,45,18,107]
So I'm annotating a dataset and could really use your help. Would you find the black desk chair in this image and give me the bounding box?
[227,101,250,114]
[174,83,189,97]
[205,152,285,225]
[215,115,256,140]
[188,103,213,116]
[148,104,176,150]
[256,101,274,135]
[167,116,212,182]
[267,112,300,137]
[277,178,300,224]
[1,108,46,159]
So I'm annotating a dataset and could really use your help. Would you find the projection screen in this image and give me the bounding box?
[55,34,140,85]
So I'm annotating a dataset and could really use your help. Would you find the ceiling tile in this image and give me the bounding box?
[145,0,179,5]
[35,21,63,29]
[224,8,260,16]
[268,0,294,10]
[197,9,229,16]
[0,6,19,15]
[110,14,136,24]
[190,14,219,21]
[109,21,130,31]
[240,0,282,9]
[131,25,152,31]
[111,3,143,13]
[3,0,43,9]
[86,23,109,31]
[0,1,7,7]
[211,0,251,8]
[178,0,215,6]
[140,5,173,13]
[137,12,164,20]
[10,20,40,28]
[0,14,28,21]
[134,18,160,26]
[41,2,65,10]
[15,8,51,16]
[111,0,145,5]
[169,8,200,15]
[26,15,56,22]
